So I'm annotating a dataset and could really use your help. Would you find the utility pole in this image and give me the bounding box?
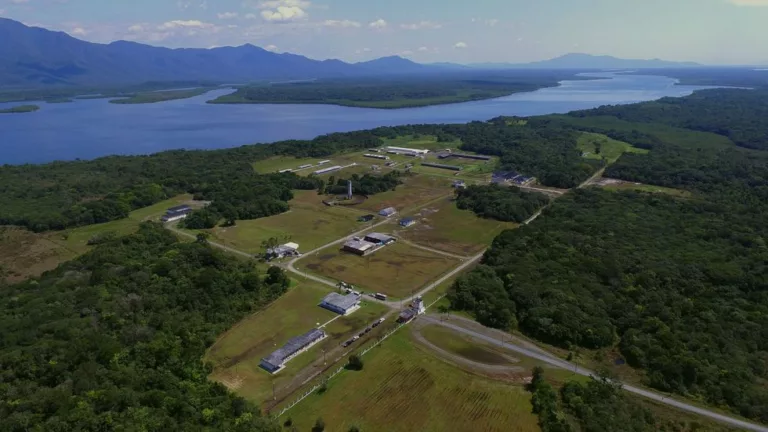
[272,381,276,401]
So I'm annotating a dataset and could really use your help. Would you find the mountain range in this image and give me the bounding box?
[0,17,701,88]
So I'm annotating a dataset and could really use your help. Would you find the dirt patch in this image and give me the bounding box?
[455,346,511,366]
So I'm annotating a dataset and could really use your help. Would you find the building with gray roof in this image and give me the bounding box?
[320,292,361,315]
[260,328,326,373]
[364,233,396,245]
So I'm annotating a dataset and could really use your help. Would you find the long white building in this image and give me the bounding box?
[386,146,429,155]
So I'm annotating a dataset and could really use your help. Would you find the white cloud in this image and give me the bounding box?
[454,41,468,49]
[323,19,361,28]
[0,9,6,16]
[417,46,429,52]
[368,19,387,29]
[257,0,311,8]
[245,13,258,19]
[217,12,238,19]
[127,24,146,33]
[486,19,499,27]
[400,21,442,30]
[71,27,88,36]
[401,50,414,56]
[158,20,214,30]
[265,44,279,52]
[728,0,768,5]
[260,6,307,22]
[10,0,29,4]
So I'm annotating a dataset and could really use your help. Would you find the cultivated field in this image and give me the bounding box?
[0,195,194,282]
[205,281,388,404]
[577,132,648,164]
[301,241,460,298]
[357,174,453,214]
[397,198,517,256]
[283,330,540,432]
[193,190,368,254]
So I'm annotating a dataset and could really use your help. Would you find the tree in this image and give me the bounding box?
[311,417,325,432]
[348,426,361,432]
[195,232,210,244]
[261,237,280,255]
[347,354,364,371]
[265,266,290,290]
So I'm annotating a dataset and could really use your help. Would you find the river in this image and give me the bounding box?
[0,73,719,165]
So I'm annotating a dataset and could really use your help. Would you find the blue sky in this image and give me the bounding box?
[2,0,767,64]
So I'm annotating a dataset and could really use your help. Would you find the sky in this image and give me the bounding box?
[1,0,768,64]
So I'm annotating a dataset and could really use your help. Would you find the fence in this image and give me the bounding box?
[276,323,404,418]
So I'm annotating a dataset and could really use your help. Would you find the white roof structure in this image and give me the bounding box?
[386,146,429,155]
[284,242,300,250]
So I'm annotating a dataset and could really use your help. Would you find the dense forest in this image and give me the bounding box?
[456,184,550,223]
[572,89,768,150]
[0,223,284,431]
[0,119,594,233]
[324,172,403,196]
[449,189,768,421]
[207,75,566,108]
[528,369,732,432]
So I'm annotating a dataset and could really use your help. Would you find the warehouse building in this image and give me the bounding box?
[364,233,396,245]
[452,153,492,161]
[314,165,342,175]
[343,239,377,256]
[399,217,417,228]
[319,292,361,315]
[386,146,430,155]
[379,207,397,217]
[160,205,191,222]
[364,153,390,160]
[260,329,327,373]
[265,242,300,261]
[422,162,462,171]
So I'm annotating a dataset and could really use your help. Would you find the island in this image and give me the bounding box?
[109,87,214,104]
[0,104,40,114]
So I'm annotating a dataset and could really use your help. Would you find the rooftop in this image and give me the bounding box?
[344,239,375,252]
[365,232,395,243]
[168,205,191,212]
[321,292,360,311]
[262,328,325,366]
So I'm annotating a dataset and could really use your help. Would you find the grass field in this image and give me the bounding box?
[381,135,462,151]
[191,191,367,254]
[421,325,511,366]
[252,156,325,174]
[205,281,388,404]
[577,132,649,164]
[1,195,193,282]
[357,174,452,214]
[301,241,460,298]
[398,198,517,256]
[283,330,540,432]
[603,182,693,198]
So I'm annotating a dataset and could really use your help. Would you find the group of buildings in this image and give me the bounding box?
[278,159,332,174]
[343,232,397,256]
[492,171,535,186]
[264,242,301,261]
[397,296,426,323]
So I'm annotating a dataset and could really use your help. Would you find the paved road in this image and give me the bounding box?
[420,315,768,432]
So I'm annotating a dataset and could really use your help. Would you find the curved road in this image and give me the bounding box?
[420,316,768,432]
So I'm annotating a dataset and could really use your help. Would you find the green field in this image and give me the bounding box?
[283,330,540,432]
[603,182,693,198]
[357,174,452,214]
[1,195,193,282]
[301,241,460,298]
[577,132,649,164]
[189,190,366,254]
[421,325,510,365]
[205,281,388,404]
[398,199,517,256]
[381,135,462,151]
[252,156,329,174]
[109,88,212,104]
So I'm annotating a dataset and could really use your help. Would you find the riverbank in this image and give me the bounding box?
[110,88,215,104]
[0,104,39,114]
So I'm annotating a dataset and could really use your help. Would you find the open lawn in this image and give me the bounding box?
[0,195,194,282]
[357,174,452,214]
[252,156,325,174]
[283,330,540,432]
[577,132,649,164]
[205,281,388,404]
[603,182,693,198]
[300,241,460,298]
[398,198,517,256]
[190,191,366,254]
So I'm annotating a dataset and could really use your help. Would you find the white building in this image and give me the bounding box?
[260,329,327,373]
[319,292,361,315]
[386,146,429,155]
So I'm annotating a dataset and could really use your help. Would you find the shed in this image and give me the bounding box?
[379,207,397,217]
[399,218,417,228]
[364,233,396,245]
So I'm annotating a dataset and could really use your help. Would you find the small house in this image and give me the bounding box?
[364,233,396,246]
[319,292,361,315]
[358,214,375,223]
[379,207,397,217]
[399,218,417,228]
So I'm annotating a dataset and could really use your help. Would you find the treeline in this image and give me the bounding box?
[0,223,284,431]
[456,184,549,223]
[449,189,768,421]
[325,172,402,196]
[1,119,594,232]
[528,369,730,432]
[572,88,768,150]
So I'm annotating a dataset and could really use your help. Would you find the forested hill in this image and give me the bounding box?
[0,223,284,430]
[571,88,768,150]
[0,120,596,233]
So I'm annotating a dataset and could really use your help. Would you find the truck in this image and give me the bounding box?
[374,293,388,301]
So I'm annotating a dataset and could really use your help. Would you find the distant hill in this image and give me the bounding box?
[469,53,702,70]
[0,18,434,88]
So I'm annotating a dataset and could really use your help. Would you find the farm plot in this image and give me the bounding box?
[301,241,460,298]
[284,331,539,432]
[194,191,365,254]
[357,174,452,214]
[205,281,387,404]
[398,199,517,256]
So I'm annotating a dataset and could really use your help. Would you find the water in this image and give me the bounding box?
[0,73,719,165]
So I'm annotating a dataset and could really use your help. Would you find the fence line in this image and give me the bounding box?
[276,323,404,418]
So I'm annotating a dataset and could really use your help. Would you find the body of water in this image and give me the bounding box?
[0,73,719,165]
